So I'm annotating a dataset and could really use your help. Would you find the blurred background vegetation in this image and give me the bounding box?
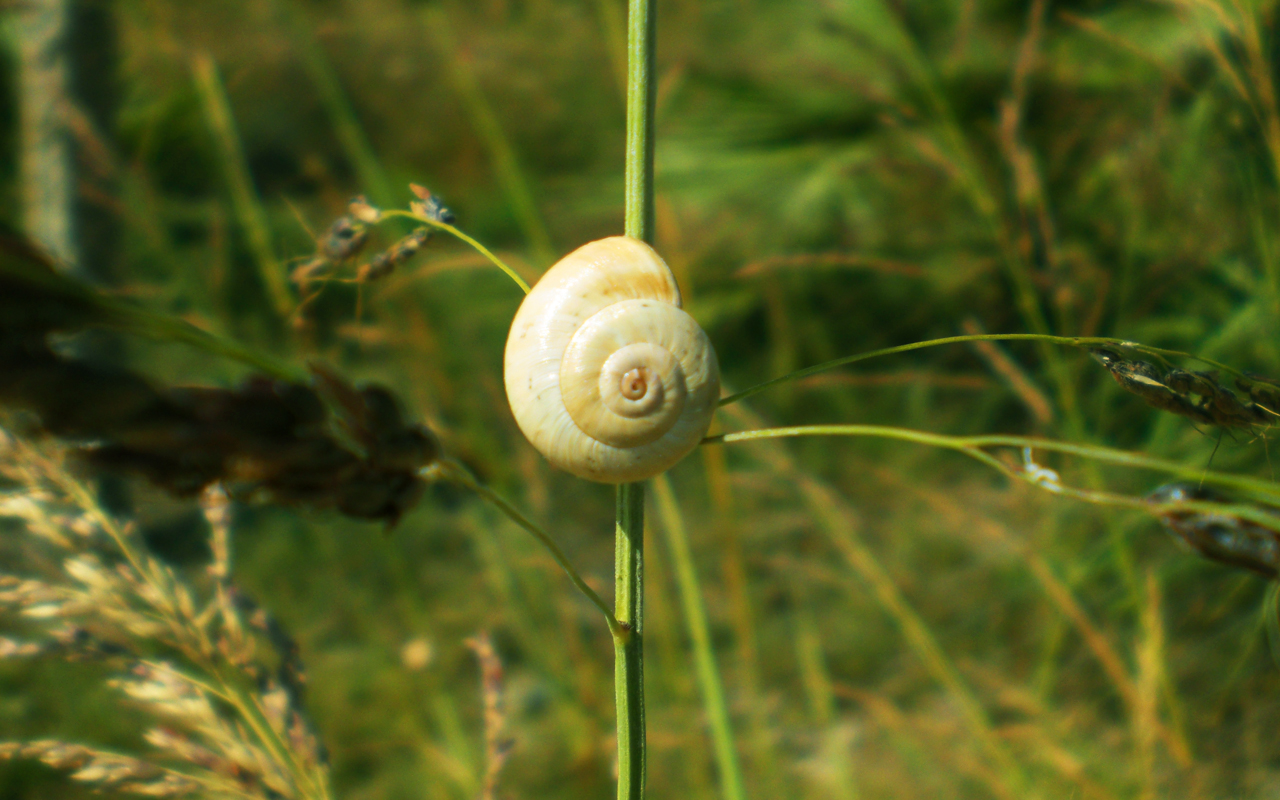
[4,0,1280,797]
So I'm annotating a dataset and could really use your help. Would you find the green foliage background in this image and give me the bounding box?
[5,0,1280,797]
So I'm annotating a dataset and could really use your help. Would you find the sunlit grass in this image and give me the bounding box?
[6,1,1280,798]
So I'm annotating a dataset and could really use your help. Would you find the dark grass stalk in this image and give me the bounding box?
[652,474,746,800]
[1234,2,1280,195]
[994,5,1157,649]
[617,0,656,792]
[0,226,299,379]
[191,52,292,322]
[11,279,305,382]
[1232,3,1280,317]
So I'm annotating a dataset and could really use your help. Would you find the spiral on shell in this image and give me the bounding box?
[504,237,721,483]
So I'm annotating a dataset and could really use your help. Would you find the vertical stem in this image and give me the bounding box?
[617,0,654,797]
[624,0,655,244]
[615,482,646,800]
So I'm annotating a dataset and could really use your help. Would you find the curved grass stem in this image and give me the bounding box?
[379,209,531,294]
[717,333,1251,408]
[428,459,623,639]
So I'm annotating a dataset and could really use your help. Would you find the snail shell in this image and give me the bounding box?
[504,236,720,483]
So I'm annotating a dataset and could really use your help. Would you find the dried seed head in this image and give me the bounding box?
[356,227,431,282]
[348,195,381,224]
[1149,483,1280,578]
[318,215,369,263]
[409,183,455,224]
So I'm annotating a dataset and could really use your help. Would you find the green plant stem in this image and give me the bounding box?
[191,52,292,322]
[624,0,656,246]
[615,481,646,800]
[617,0,656,794]
[652,474,746,800]
[717,333,1249,407]
[428,459,623,638]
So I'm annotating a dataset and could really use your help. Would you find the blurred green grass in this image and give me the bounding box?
[7,0,1280,797]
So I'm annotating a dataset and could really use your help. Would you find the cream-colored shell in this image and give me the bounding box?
[504,237,720,483]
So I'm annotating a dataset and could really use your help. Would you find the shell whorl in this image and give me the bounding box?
[503,237,720,483]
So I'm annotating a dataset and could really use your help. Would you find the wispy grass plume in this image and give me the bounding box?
[0,432,332,799]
